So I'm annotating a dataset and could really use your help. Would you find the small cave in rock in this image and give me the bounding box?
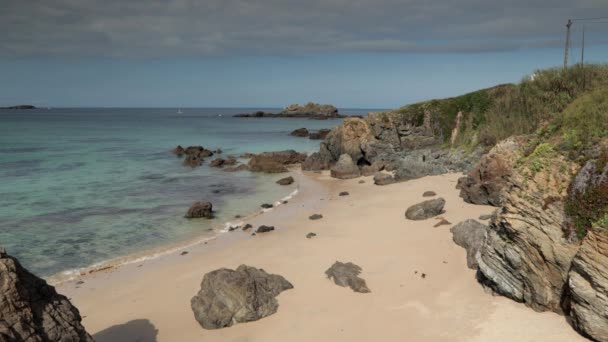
[357,157,372,167]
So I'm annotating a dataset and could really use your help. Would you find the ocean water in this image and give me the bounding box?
[0,107,379,277]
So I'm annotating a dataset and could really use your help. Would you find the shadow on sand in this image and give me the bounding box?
[93,319,159,342]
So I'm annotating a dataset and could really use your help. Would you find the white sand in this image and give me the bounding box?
[58,172,586,342]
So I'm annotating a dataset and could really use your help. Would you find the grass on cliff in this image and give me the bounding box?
[393,64,608,149]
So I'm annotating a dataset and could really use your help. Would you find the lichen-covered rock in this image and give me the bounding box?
[325,261,370,293]
[330,154,360,179]
[405,198,446,220]
[450,220,488,269]
[568,230,608,341]
[190,265,293,329]
[185,202,213,219]
[0,248,94,341]
[458,137,523,206]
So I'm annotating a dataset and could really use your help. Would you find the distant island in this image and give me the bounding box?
[234,102,358,119]
[0,105,37,109]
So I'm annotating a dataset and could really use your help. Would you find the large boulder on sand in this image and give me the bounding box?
[450,219,488,269]
[276,176,294,185]
[330,154,360,179]
[325,261,370,293]
[185,202,213,219]
[248,150,307,173]
[190,265,293,329]
[405,198,446,220]
[0,248,94,341]
[567,230,608,341]
[373,172,395,186]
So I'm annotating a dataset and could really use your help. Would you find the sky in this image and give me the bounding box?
[1,0,608,108]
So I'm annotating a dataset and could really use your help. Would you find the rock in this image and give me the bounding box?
[373,172,395,186]
[276,176,294,185]
[281,103,339,117]
[433,218,451,227]
[1,105,36,110]
[210,158,226,168]
[186,202,214,219]
[450,219,488,269]
[249,150,307,173]
[181,251,189,256]
[290,128,309,137]
[568,230,608,341]
[423,191,436,197]
[256,225,275,233]
[405,198,446,220]
[261,203,273,209]
[359,180,365,184]
[325,261,371,293]
[458,137,523,206]
[190,265,293,329]
[172,145,185,156]
[306,233,317,239]
[223,164,249,172]
[309,214,323,220]
[242,224,253,231]
[478,214,493,220]
[224,157,237,166]
[0,248,94,341]
[240,152,256,158]
[183,154,203,167]
[301,152,333,171]
[330,154,361,179]
[339,191,349,196]
[308,129,331,140]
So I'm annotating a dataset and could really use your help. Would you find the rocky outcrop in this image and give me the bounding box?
[450,220,488,269]
[458,137,523,206]
[308,129,331,140]
[567,230,608,341]
[190,265,293,329]
[325,261,370,293]
[234,103,351,119]
[185,202,213,219]
[173,145,215,168]
[223,164,249,172]
[330,154,360,179]
[405,198,445,220]
[248,150,307,173]
[276,176,294,185]
[1,105,36,110]
[290,128,309,137]
[0,248,94,341]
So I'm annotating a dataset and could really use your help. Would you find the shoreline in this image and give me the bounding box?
[57,171,586,341]
[47,168,314,286]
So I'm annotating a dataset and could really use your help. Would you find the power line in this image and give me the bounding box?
[572,17,608,22]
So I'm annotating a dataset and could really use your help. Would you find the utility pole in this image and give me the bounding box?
[564,19,572,69]
[581,24,586,66]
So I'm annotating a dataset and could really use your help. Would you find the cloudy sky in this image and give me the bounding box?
[1,0,608,107]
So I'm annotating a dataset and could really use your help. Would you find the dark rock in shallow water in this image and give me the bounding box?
[0,248,94,341]
[242,224,253,231]
[309,214,323,220]
[423,191,436,197]
[290,128,309,137]
[186,202,214,219]
[223,164,249,172]
[190,265,293,329]
[450,219,488,269]
[325,261,370,293]
[1,105,36,109]
[330,154,361,179]
[256,225,275,233]
[373,172,395,186]
[209,158,226,168]
[405,198,445,220]
[261,203,273,209]
[308,129,331,140]
[276,176,294,185]
[183,154,203,167]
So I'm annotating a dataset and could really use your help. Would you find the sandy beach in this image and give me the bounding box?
[58,171,586,342]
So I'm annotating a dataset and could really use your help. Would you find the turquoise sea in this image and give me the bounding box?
[0,108,379,277]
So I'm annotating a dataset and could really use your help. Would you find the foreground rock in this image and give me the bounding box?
[568,230,608,341]
[325,261,370,293]
[450,220,488,269]
[330,154,360,179]
[0,248,94,341]
[185,202,213,219]
[373,172,395,186]
[190,265,293,329]
[276,176,294,185]
[249,150,307,173]
[405,198,445,220]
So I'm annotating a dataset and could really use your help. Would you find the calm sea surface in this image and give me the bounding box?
[0,107,380,277]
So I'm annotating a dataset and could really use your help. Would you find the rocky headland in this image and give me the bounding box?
[234,103,355,119]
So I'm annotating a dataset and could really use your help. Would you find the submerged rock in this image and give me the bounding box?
[330,154,360,179]
[405,198,446,220]
[276,176,294,185]
[290,128,309,137]
[308,129,331,140]
[186,202,214,219]
[190,265,293,329]
[223,164,249,172]
[0,248,94,341]
[325,261,370,293]
[450,220,488,269]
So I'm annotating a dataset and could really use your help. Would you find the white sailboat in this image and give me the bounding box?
[177,108,183,114]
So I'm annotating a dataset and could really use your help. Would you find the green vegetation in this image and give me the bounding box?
[392,64,608,149]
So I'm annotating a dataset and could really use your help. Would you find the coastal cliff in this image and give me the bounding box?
[234,102,352,119]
